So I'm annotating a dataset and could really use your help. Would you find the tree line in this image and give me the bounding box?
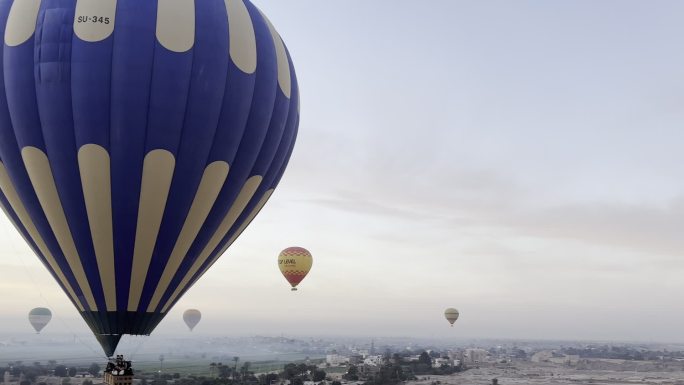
[0,361,101,385]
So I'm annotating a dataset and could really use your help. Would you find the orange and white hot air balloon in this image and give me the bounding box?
[278,247,313,291]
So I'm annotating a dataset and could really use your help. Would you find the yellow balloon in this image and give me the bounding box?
[444,308,459,327]
[278,247,313,291]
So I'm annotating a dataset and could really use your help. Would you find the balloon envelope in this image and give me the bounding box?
[0,0,298,357]
[183,309,201,331]
[444,308,459,326]
[278,247,312,290]
[28,307,51,333]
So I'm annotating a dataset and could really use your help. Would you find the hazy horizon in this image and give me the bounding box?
[0,330,680,367]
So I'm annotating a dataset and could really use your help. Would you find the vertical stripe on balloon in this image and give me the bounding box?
[259,10,291,98]
[78,144,116,311]
[159,176,262,313]
[0,162,84,311]
[4,0,41,47]
[225,0,256,74]
[128,150,175,311]
[156,0,195,52]
[20,147,97,311]
[146,161,229,312]
[108,0,157,311]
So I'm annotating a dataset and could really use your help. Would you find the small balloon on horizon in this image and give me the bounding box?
[183,309,202,331]
[28,307,52,334]
[444,308,459,327]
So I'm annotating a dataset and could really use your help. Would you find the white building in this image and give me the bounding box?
[463,349,487,365]
[363,355,384,366]
[431,358,451,368]
[326,354,349,366]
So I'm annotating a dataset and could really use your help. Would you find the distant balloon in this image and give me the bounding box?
[278,247,312,291]
[183,309,201,331]
[444,308,459,326]
[0,0,299,357]
[28,307,52,333]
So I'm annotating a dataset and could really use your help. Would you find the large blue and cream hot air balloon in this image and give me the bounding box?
[0,0,299,357]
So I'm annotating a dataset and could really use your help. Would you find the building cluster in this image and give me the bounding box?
[3,370,23,385]
[325,347,494,372]
[2,368,96,385]
[530,351,580,365]
[459,349,488,366]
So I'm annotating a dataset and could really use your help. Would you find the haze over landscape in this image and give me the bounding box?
[0,0,682,348]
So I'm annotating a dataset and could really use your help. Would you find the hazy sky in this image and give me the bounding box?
[1,0,683,345]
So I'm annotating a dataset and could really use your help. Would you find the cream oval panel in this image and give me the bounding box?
[156,0,195,52]
[146,161,230,312]
[5,0,41,47]
[226,0,256,74]
[259,10,291,98]
[127,149,176,311]
[74,0,117,42]
[78,144,116,311]
[21,146,98,311]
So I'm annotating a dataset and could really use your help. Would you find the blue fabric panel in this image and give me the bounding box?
[143,31,193,154]
[265,52,299,192]
[71,15,113,148]
[155,4,279,311]
[162,55,300,313]
[108,0,157,310]
[271,48,300,191]
[33,0,106,311]
[1,0,88,310]
[3,14,45,150]
[206,12,256,165]
[137,0,230,312]
[249,82,290,175]
[130,0,196,312]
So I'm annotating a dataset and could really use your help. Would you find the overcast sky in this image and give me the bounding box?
[1,0,683,345]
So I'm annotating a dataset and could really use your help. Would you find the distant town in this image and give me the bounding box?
[0,334,683,385]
